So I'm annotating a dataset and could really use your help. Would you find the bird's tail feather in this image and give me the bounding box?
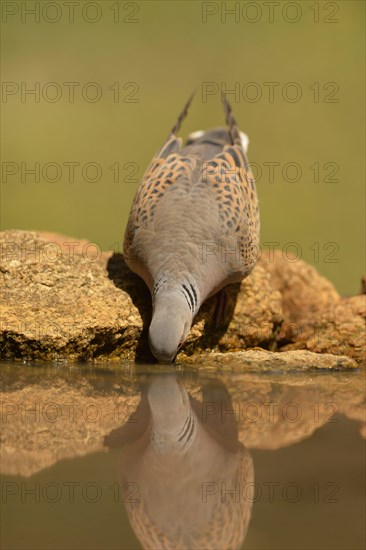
[166,93,249,156]
[170,91,196,136]
[222,94,243,147]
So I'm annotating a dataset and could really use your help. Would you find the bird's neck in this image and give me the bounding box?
[152,273,201,317]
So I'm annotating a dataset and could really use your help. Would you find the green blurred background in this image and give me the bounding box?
[1,0,365,294]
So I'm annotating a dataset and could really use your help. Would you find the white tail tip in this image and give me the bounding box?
[240,132,249,153]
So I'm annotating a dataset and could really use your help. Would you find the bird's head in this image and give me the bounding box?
[149,293,192,363]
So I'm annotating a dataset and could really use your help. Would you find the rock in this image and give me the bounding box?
[0,230,143,361]
[0,230,283,361]
[282,295,366,366]
[256,250,365,366]
[258,249,340,341]
[27,231,107,259]
[0,230,364,365]
[184,349,358,371]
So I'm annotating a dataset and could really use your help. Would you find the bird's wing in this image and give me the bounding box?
[204,142,259,230]
[123,144,197,254]
[203,141,260,276]
[124,94,196,259]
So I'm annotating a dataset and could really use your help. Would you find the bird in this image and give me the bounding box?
[104,375,254,550]
[123,94,260,362]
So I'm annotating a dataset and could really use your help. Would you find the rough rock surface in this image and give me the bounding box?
[257,249,365,365]
[185,349,358,370]
[0,230,141,360]
[282,295,366,365]
[258,249,341,340]
[0,230,364,365]
[0,230,283,361]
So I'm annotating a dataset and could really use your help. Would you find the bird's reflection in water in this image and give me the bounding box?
[104,375,253,550]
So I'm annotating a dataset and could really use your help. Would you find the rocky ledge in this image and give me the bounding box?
[0,230,365,366]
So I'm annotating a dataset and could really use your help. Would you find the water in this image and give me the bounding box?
[0,361,364,550]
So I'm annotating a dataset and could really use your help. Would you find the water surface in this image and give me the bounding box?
[0,361,364,550]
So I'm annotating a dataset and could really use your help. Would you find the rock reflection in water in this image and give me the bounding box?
[104,375,253,550]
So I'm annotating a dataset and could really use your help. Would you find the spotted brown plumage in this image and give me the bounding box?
[123,94,260,362]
